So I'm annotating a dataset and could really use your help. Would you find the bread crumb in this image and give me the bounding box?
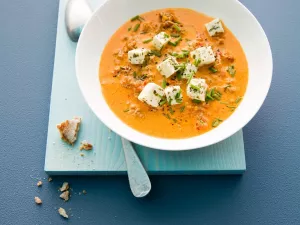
[37,181,43,187]
[60,190,70,201]
[59,182,69,192]
[82,190,87,195]
[48,177,53,182]
[34,197,42,204]
[57,117,81,145]
[80,140,93,151]
[58,207,68,219]
[80,153,84,157]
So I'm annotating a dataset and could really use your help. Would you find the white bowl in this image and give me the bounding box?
[76,0,272,151]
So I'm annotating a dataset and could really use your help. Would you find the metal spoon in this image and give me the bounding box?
[65,0,151,197]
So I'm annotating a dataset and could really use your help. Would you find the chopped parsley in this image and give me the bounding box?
[209,66,218,73]
[224,84,231,92]
[174,90,182,103]
[162,78,167,88]
[131,15,144,22]
[192,99,201,104]
[227,65,236,77]
[171,50,189,59]
[209,25,220,32]
[194,59,201,67]
[190,84,200,91]
[212,118,223,127]
[143,38,152,44]
[206,88,222,101]
[133,23,140,32]
[123,109,130,112]
[159,98,166,106]
[163,113,171,119]
[149,50,161,57]
[235,96,243,104]
[128,27,132,31]
[168,36,182,46]
[171,33,180,38]
[169,107,175,115]
[180,105,186,112]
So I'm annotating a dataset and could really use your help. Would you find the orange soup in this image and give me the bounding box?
[99,8,248,138]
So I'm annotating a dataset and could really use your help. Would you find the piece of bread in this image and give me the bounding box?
[80,140,93,151]
[57,117,81,144]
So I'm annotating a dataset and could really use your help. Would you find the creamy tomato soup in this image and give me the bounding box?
[99,8,248,138]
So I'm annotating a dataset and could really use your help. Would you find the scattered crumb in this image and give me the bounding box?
[82,190,87,195]
[48,177,53,182]
[34,197,42,205]
[59,182,69,192]
[58,207,68,219]
[37,181,43,187]
[80,153,84,157]
[80,140,93,151]
[60,190,70,201]
[57,117,81,145]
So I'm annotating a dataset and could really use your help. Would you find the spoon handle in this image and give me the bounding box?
[121,138,151,197]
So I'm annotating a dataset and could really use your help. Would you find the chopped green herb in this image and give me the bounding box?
[224,84,231,92]
[220,101,229,105]
[169,107,175,115]
[187,74,193,84]
[172,118,177,123]
[168,36,182,46]
[131,15,144,22]
[162,78,167,88]
[185,38,191,42]
[235,96,242,104]
[163,113,171,119]
[171,33,180,38]
[133,23,140,32]
[194,59,201,67]
[192,99,201,104]
[168,97,172,106]
[128,27,132,31]
[226,105,236,109]
[212,118,223,127]
[180,106,186,112]
[159,99,166,106]
[227,65,236,77]
[123,109,130,112]
[176,70,182,80]
[149,50,161,57]
[143,38,152,43]
[171,50,189,59]
[206,88,222,101]
[133,71,137,78]
[190,84,200,91]
[209,66,218,73]
[173,24,181,32]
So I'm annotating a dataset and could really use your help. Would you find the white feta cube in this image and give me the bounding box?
[128,48,149,64]
[153,32,170,50]
[164,86,183,105]
[187,78,208,102]
[182,63,198,79]
[138,83,165,107]
[205,18,224,36]
[157,57,179,78]
[190,46,215,67]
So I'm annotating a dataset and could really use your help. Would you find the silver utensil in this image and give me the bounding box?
[65,0,93,42]
[65,0,151,197]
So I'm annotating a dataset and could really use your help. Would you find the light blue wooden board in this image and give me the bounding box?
[44,0,246,175]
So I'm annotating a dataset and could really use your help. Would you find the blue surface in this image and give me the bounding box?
[0,0,300,224]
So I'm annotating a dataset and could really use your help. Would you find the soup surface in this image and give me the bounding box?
[99,8,248,138]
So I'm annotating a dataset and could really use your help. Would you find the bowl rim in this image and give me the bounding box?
[76,0,273,151]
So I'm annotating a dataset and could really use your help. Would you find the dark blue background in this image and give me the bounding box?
[1,0,300,224]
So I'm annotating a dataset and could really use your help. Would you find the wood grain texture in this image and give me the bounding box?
[44,0,246,175]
